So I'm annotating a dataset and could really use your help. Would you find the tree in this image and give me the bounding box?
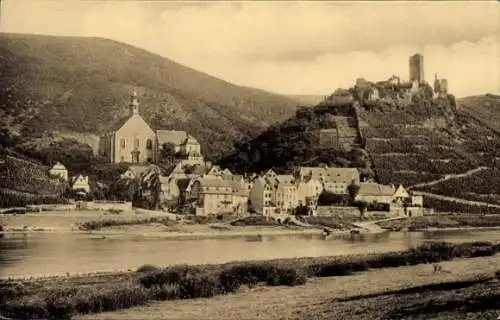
[347,183,361,201]
[160,143,176,163]
[353,200,368,217]
[294,204,310,216]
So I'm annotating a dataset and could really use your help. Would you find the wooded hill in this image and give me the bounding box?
[0,33,300,160]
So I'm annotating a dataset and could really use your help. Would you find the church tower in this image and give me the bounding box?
[130,90,139,115]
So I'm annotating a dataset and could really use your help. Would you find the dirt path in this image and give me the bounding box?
[408,166,488,189]
[78,256,500,320]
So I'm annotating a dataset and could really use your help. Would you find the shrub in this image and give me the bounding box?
[136,264,160,273]
[265,267,307,286]
[178,272,220,299]
[138,265,199,288]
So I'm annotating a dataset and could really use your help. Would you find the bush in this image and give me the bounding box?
[178,272,220,299]
[265,267,307,286]
[136,264,160,273]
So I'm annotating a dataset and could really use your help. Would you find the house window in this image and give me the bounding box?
[120,139,126,148]
[134,139,139,148]
[146,139,153,150]
[120,156,124,162]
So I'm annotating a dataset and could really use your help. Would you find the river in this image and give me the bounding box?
[1,229,499,278]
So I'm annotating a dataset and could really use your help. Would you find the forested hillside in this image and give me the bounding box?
[0,33,300,159]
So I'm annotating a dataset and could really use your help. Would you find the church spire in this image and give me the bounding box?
[130,90,139,115]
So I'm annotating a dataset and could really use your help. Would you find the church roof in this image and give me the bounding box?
[108,117,131,132]
[156,130,189,146]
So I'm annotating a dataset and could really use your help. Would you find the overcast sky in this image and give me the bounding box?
[1,1,498,97]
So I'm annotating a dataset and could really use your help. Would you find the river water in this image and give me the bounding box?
[0,229,499,278]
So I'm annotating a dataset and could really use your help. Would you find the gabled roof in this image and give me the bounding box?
[393,184,409,197]
[126,165,152,176]
[108,116,132,132]
[324,168,359,183]
[156,130,188,146]
[298,166,359,183]
[71,174,88,183]
[357,183,395,196]
[186,135,199,144]
[50,162,67,170]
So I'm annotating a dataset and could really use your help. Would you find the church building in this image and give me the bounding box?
[99,91,202,164]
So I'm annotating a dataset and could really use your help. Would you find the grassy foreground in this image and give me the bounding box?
[1,241,499,319]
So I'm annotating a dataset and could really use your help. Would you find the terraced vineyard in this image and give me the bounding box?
[0,155,67,206]
[359,97,500,205]
[414,168,500,205]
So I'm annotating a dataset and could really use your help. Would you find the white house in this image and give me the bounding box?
[297,166,360,195]
[49,162,68,181]
[355,182,395,204]
[189,178,233,215]
[296,178,323,207]
[71,175,90,193]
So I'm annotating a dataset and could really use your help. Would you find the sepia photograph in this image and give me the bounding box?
[0,0,499,319]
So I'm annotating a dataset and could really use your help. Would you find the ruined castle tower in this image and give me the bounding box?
[409,54,424,84]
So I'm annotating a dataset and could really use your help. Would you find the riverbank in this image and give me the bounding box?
[377,213,500,231]
[1,241,499,319]
[0,211,328,240]
[78,255,500,320]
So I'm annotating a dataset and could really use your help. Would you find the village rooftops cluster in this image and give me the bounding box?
[120,158,423,217]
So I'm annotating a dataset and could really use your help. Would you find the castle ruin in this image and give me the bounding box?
[409,53,424,84]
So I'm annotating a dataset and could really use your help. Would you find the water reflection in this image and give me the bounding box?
[0,230,499,278]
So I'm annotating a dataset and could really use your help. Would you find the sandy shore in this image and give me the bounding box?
[77,254,500,320]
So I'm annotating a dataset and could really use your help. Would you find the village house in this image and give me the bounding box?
[392,184,410,205]
[296,166,360,195]
[275,182,298,212]
[296,178,323,208]
[354,182,395,205]
[189,178,233,216]
[249,170,297,215]
[48,162,68,181]
[99,90,202,164]
[157,161,214,201]
[411,195,424,207]
[229,179,250,216]
[71,175,90,193]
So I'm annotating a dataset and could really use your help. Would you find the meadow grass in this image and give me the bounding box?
[0,241,498,319]
[77,217,177,231]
